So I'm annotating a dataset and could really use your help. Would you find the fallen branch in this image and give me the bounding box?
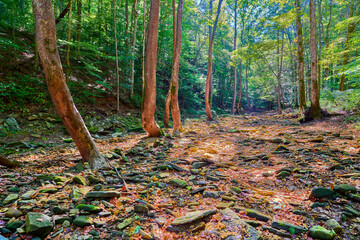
[103,157,127,190]
[0,155,22,168]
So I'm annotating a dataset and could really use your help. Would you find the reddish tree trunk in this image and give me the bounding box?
[142,0,161,137]
[32,0,106,169]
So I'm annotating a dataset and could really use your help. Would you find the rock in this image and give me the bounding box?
[309,137,324,143]
[230,186,242,194]
[25,212,53,238]
[216,201,235,209]
[333,184,357,195]
[325,219,343,234]
[73,216,93,227]
[75,204,102,213]
[262,226,292,238]
[73,175,89,186]
[343,205,360,217]
[116,218,134,230]
[191,187,206,195]
[165,162,185,172]
[310,202,330,208]
[62,220,71,228]
[51,206,68,214]
[292,210,308,216]
[53,176,70,183]
[159,173,170,179]
[221,208,261,240]
[309,187,335,199]
[171,209,217,225]
[8,186,20,192]
[6,220,24,231]
[21,190,37,200]
[276,171,291,179]
[3,193,18,204]
[206,175,220,181]
[4,117,21,131]
[245,209,271,222]
[85,191,120,198]
[203,191,219,199]
[5,208,23,218]
[272,220,307,234]
[39,187,58,194]
[348,193,360,202]
[86,174,102,184]
[274,145,290,152]
[54,216,72,225]
[309,226,335,240]
[70,186,89,201]
[134,204,149,214]
[169,178,188,188]
[192,162,207,169]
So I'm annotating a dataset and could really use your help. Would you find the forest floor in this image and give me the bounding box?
[1,111,360,240]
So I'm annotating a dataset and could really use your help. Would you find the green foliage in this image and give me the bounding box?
[321,89,360,115]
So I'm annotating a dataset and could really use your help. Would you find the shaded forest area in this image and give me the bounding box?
[0,0,360,239]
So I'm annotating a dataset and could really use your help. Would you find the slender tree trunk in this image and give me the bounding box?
[317,0,322,96]
[205,0,223,121]
[295,0,306,112]
[65,0,73,82]
[141,0,146,108]
[114,0,120,112]
[323,0,333,81]
[142,0,161,137]
[164,0,176,128]
[33,0,106,169]
[277,30,284,114]
[75,0,82,53]
[231,0,237,114]
[245,64,250,110]
[169,0,184,133]
[339,3,356,91]
[55,1,72,24]
[309,0,320,119]
[130,0,138,98]
[236,61,242,112]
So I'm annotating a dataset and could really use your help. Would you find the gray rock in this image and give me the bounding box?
[134,204,149,214]
[272,220,307,234]
[3,193,18,204]
[4,117,21,131]
[168,178,188,188]
[73,216,93,227]
[192,162,207,169]
[343,205,360,217]
[309,225,335,240]
[116,217,134,230]
[203,191,220,199]
[51,206,68,214]
[165,162,185,172]
[85,191,120,198]
[325,219,343,234]
[21,190,37,200]
[171,209,217,225]
[73,175,89,186]
[245,209,271,222]
[25,212,53,237]
[5,208,23,218]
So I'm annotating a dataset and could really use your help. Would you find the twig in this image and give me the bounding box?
[104,157,127,190]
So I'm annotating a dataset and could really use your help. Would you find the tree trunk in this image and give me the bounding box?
[323,0,333,81]
[130,0,138,98]
[142,0,161,137]
[231,0,237,114]
[32,0,106,169]
[75,0,82,53]
[339,3,356,91]
[309,0,321,119]
[236,61,242,112]
[114,0,120,112]
[55,1,72,24]
[295,0,306,112]
[317,0,322,96]
[245,64,250,110]
[65,0,73,82]
[141,0,146,108]
[205,0,223,121]
[164,0,176,128]
[277,30,284,114]
[0,155,22,168]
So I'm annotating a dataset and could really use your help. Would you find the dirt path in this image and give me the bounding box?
[1,113,359,239]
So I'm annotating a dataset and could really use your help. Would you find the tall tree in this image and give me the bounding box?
[339,3,357,91]
[205,0,223,121]
[142,0,161,136]
[309,0,321,118]
[295,0,306,112]
[164,0,184,133]
[65,0,73,81]
[32,0,106,169]
[236,61,242,112]
[231,0,237,114]
[277,30,285,114]
[130,0,138,98]
[114,0,120,112]
[245,64,250,109]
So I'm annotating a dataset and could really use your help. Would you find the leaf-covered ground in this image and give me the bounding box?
[1,112,360,240]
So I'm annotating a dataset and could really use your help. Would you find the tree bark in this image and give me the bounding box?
[295,0,306,112]
[142,0,161,137]
[245,64,250,110]
[323,0,333,81]
[277,30,284,114]
[141,0,146,108]
[0,155,22,168]
[65,0,73,82]
[130,0,138,98]
[231,0,237,114]
[75,0,82,52]
[55,0,72,24]
[236,61,242,112]
[32,0,106,169]
[114,0,120,112]
[309,0,321,119]
[339,3,357,91]
[205,0,223,121]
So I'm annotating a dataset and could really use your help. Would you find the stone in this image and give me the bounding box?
[116,218,134,230]
[169,178,188,188]
[70,186,89,201]
[348,193,360,202]
[206,175,220,181]
[4,117,21,131]
[230,186,242,194]
[51,206,68,214]
[203,191,219,199]
[309,187,335,199]
[5,208,23,218]
[86,175,102,184]
[6,220,24,231]
[25,212,53,237]
[310,202,330,208]
[21,190,37,200]
[192,162,207,169]
[3,194,18,204]
[73,175,89,186]
[85,191,120,198]
[54,216,73,225]
[75,204,102,213]
[134,205,149,214]
[171,209,217,225]
[62,220,71,228]
[8,186,20,192]
[343,205,360,217]
[53,176,70,183]
[333,184,357,195]
[159,173,170,179]
[165,162,185,172]
[274,145,290,152]
[272,220,307,234]
[245,209,271,222]
[276,171,291,179]
[221,208,261,240]
[309,226,335,240]
[262,226,292,238]
[39,188,58,194]
[325,219,343,234]
[309,137,324,143]
[73,216,93,227]
[216,201,235,209]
